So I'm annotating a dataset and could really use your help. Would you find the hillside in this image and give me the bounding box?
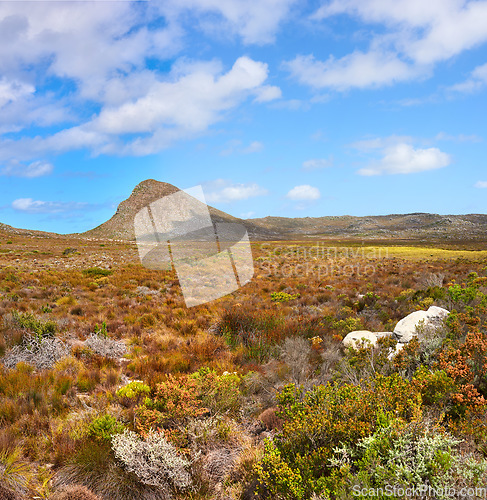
[1,179,486,243]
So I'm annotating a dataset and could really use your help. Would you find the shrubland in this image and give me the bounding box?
[0,233,487,498]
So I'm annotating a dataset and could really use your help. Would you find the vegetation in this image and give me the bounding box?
[1,233,487,498]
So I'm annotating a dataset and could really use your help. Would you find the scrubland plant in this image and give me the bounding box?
[255,373,422,499]
[2,334,69,370]
[0,446,33,497]
[84,331,127,359]
[49,485,102,500]
[328,419,487,500]
[111,430,192,493]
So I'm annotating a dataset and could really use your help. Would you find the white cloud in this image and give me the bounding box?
[0,56,280,160]
[302,157,333,170]
[435,132,483,143]
[240,211,256,218]
[12,198,89,214]
[242,141,264,153]
[285,51,418,91]
[357,143,451,176]
[1,161,53,178]
[286,184,321,201]
[0,78,35,108]
[254,85,282,102]
[450,62,487,93]
[288,0,487,90]
[475,181,487,188]
[160,0,297,44]
[204,179,268,203]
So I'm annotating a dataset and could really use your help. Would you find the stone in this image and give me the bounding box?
[343,330,377,349]
[388,342,404,360]
[394,306,449,343]
[375,331,394,339]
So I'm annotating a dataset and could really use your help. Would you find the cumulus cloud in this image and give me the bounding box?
[302,157,333,170]
[475,181,487,188]
[450,62,487,93]
[0,3,283,163]
[357,143,451,176]
[160,0,297,44]
[204,179,268,203]
[2,161,53,178]
[287,0,487,90]
[0,56,280,160]
[12,198,90,214]
[286,185,321,201]
[285,52,418,91]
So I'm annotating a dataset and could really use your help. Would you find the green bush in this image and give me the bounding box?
[256,373,422,499]
[271,292,300,303]
[87,415,125,442]
[82,268,112,278]
[329,419,487,499]
[11,311,56,340]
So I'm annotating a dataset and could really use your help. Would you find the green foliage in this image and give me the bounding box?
[190,367,241,415]
[93,321,108,339]
[329,419,487,499]
[256,373,422,499]
[116,381,150,400]
[271,292,300,303]
[11,311,56,340]
[87,415,125,442]
[82,268,112,278]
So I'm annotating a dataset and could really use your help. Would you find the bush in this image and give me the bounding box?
[111,430,191,493]
[9,310,56,339]
[2,334,69,370]
[190,368,242,416]
[84,332,127,359]
[82,268,112,278]
[56,439,168,500]
[329,419,487,499]
[0,447,32,497]
[136,374,207,432]
[87,415,125,442]
[271,292,300,303]
[50,485,101,500]
[256,373,422,499]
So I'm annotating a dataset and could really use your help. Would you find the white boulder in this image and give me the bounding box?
[394,306,449,343]
[388,342,405,360]
[343,330,377,349]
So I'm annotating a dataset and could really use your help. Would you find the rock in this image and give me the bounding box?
[394,306,449,343]
[343,330,377,349]
[426,305,449,319]
[388,342,404,360]
[375,331,394,339]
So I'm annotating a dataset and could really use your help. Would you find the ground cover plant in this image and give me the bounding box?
[1,231,487,498]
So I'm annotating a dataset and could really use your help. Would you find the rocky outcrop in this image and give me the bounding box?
[394,306,449,343]
[343,306,450,358]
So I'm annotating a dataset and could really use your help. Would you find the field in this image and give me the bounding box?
[2,231,487,499]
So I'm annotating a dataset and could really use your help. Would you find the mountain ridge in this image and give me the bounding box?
[1,179,487,243]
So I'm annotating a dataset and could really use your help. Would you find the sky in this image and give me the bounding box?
[0,0,486,234]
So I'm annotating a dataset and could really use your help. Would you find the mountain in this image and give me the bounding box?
[82,179,274,241]
[2,179,487,243]
[247,213,487,242]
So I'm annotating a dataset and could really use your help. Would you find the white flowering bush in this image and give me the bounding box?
[2,334,69,370]
[84,333,127,359]
[329,419,487,499]
[111,430,191,493]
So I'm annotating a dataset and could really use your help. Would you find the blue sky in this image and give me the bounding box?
[0,0,486,234]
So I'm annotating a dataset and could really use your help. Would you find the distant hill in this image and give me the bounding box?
[1,179,487,243]
[82,179,275,241]
[247,213,487,242]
